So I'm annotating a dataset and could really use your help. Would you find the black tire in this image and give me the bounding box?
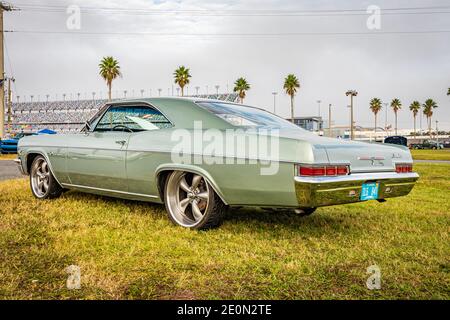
[164,171,226,230]
[30,155,63,199]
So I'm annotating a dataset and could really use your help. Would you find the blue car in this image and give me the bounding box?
[0,132,35,154]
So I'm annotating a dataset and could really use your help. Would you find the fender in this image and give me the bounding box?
[155,163,228,205]
[19,148,65,187]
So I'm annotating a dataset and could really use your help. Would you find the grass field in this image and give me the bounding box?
[411,149,450,161]
[0,163,449,300]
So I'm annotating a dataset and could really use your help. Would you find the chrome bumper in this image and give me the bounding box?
[294,172,419,208]
[13,158,26,175]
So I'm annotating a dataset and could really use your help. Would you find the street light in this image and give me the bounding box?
[316,100,322,117]
[215,85,220,95]
[46,94,49,103]
[140,89,144,98]
[123,90,127,98]
[195,86,200,95]
[328,104,332,137]
[272,92,278,114]
[436,120,439,143]
[345,90,358,140]
[158,88,162,97]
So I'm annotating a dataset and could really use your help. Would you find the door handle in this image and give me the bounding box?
[115,140,127,146]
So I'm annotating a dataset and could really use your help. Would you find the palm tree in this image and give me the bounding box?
[369,98,382,133]
[447,88,450,96]
[233,77,250,104]
[99,56,122,101]
[409,101,421,138]
[422,99,438,138]
[173,66,191,96]
[283,74,300,122]
[390,98,402,135]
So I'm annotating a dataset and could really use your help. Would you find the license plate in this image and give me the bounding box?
[360,182,379,201]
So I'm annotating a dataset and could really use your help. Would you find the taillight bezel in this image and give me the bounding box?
[296,164,350,177]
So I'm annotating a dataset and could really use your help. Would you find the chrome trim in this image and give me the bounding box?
[14,158,26,175]
[294,172,419,208]
[294,172,419,184]
[61,183,159,199]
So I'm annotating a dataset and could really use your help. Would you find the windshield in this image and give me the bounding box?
[197,102,301,129]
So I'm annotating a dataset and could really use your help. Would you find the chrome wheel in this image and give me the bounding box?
[31,157,50,198]
[165,172,210,228]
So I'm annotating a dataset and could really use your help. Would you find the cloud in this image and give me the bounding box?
[5,0,450,129]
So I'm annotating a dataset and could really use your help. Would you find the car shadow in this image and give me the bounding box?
[224,207,359,236]
[62,191,359,237]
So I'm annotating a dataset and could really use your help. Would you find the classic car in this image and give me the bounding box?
[1,132,34,154]
[16,98,419,229]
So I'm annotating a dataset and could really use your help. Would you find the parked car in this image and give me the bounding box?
[16,98,419,229]
[0,132,34,154]
[410,140,444,150]
[384,136,407,147]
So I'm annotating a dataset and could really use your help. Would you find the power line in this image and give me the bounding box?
[4,34,18,95]
[5,30,450,37]
[17,7,450,17]
[14,4,450,13]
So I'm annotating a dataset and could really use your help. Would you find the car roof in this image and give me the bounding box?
[107,97,236,129]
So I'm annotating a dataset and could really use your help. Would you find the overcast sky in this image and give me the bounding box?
[4,0,450,129]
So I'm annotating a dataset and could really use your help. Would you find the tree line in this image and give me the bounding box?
[99,56,448,134]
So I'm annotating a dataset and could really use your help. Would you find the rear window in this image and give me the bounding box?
[197,102,300,129]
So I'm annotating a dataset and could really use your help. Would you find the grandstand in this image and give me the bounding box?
[3,93,239,134]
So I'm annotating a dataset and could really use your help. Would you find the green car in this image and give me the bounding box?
[16,98,419,229]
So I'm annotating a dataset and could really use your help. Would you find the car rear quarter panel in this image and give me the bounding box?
[126,130,324,207]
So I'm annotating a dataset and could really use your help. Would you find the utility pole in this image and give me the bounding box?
[0,2,15,138]
[345,90,358,140]
[316,100,322,117]
[6,76,13,133]
[272,92,277,114]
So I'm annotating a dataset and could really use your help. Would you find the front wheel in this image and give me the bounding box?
[30,155,63,199]
[164,171,226,229]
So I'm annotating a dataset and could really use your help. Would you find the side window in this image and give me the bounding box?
[94,105,172,132]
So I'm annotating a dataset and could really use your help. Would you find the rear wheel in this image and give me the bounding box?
[30,155,63,199]
[164,171,226,229]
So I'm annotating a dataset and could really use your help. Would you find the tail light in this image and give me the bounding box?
[396,163,413,173]
[297,164,349,177]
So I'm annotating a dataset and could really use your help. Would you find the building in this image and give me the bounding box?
[290,116,323,132]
